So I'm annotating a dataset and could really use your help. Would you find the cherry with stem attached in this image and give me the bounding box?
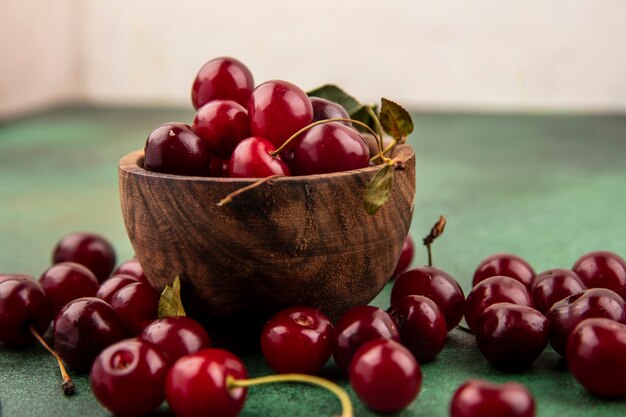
[422,215,446,267]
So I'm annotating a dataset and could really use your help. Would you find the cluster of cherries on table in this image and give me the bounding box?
[144,56,372,178]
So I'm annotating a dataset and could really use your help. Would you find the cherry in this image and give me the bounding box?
[546,287,626,356]
[387,295,447,362]
[289,122,369,175]
[473,253,535,289]
[332,305,400,371]
[144,122,212,176]
[112,258,148,285]
[248,80,313,148]
[450,380,536,417]
[39,262,99,315]
[138,316,211,365]
[192,100,250,158]
[209,155,229,177]
[52,232,116,282]
[91,338,168,416]
[391,266,465,331]
[228,136,291,178]
[96,275,137,304]
[310,97,352,126]
[616,286,626,302]
[464,276,533,332]
[530,268,587,315]
[572,250,626,290]
[191,57,254,109]
[566,318,626,398]
[54,297,124,372]
[475,303,548,371]
[165,348,248,417]
[391,235,414,278]
[0,275,52,347]
[111,282,159,336]
[349,338,421,413]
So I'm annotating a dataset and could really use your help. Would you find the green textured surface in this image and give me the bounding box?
[1,107,625,417]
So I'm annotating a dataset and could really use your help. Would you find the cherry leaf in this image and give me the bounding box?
[158,275,186,318]
[307,84,362,115]
[379,98,413,142]
[350,104,379,133]
[363,164,394,215]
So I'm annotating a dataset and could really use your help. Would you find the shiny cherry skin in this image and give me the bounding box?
[391,266,465,331]
[96,275,137,304]
[473,253,535,289]
[530,268,587,315]
[39,262,99,315]
[112,259,148,285]
[260,306,333,374]
[0,275,52,346]
[54,297,124,372]
[332,305,400,371]
[387,295,447,362]
[290,122,369,175]
[228,136,291,178]
[192,57,254,109]
[572,251,626,290]
[166,348,248,417]
[450,379,536,417]
[138,316,211,365]
[52,231,116,282]
[464,276,533,332]
[566,318,626,398]
[310,97,352,126]
[391,235,414,278]
[144,123,212,176]
[192,100,250,158]
[90,338,168,417]
[547,288,626,356]
[248,80,313,148]
[349,338,421,413]
[475,303,548,371]
[111,282,159,336]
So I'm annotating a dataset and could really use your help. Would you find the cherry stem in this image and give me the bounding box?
[227,373,353,417]
[370,138,397,163]
[29,324,75,396]
[217,175,282,206]
[422,215,446,267]
[365,106,386,153]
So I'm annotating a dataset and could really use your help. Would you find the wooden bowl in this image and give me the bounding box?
[119,146,415,341]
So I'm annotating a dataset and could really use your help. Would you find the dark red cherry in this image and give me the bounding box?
[39,262,99,315]
[191,56,254,109]
[54,297,124,372]
[112,259,148,285]
[52,232,116,282]
[547,288,626,356]
[111,282,159,336]
[310,97,352,126]
[192,100,250,158]
[349,338,421,413]
[228,136,291,178]
[616,286,626,302]
[566,318,626,398]
[473,253,535,289]
[391,266,465,331]
[387,295,447,362]
[138,316,211,365]
[0,275,52,346]
[165,348,248,417]
[290,122,369,175]
[464,276,533,332]
[209,156,229,177]
[391,235,414,278]
[332,305,400,371]
[450,380,536,417]
[572,251,626,290]
[530,269,587,315]
[475,303,548,371]
[90,338,168,417]
[248,80,313,148]
[96,275,137,304]
[260,306,333,374]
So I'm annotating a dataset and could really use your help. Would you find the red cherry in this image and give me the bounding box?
[450,380,536,417]
[261,306,333,374]
[572,251,626,290]
[52,231,116,282]
[349,339,421,413]
[111,282,159,336]
[191,57,254,109]
[530,268,587,315]
[310,97,352,126]
[165,348,248,417]
[96,275,137,304]
[209,156,229,177]
[138,316,211,365]
[248,80,313,148]
[90,338,168,417]
[228,137,291,178]
[391,235,414,278]
[192,100,250,158]
[112,259,149,285]
[39,262,99,315]
[566,318,626,398]
[473,253,535,289]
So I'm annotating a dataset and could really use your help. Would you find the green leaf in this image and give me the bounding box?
[158,275,186,318]
[306,84,362,115]
[363,164,394,215]
[379,98,413,142]
[350,104,378,133]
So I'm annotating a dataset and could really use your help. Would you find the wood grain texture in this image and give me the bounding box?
[119,145,415,332]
